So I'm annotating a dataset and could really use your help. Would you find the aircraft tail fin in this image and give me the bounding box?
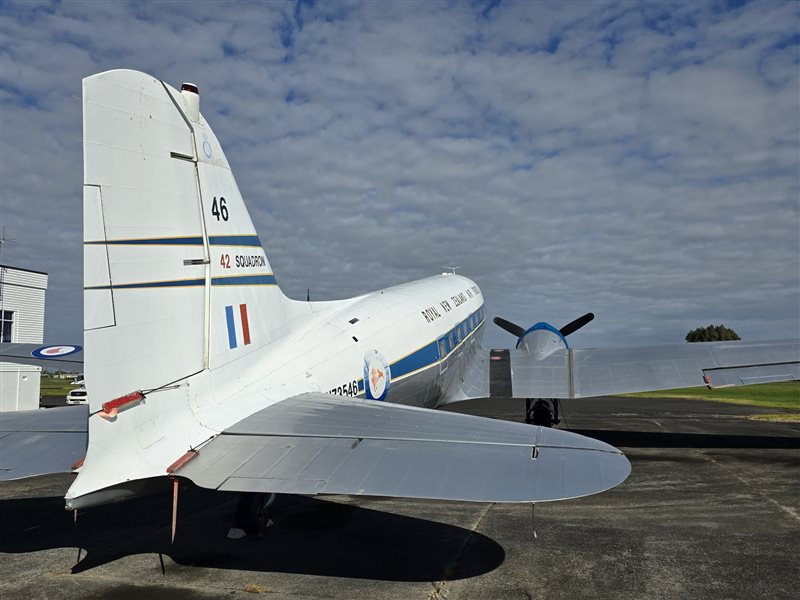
[83,69,288,411]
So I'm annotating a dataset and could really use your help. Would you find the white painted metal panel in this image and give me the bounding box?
[82,70,206,406]
[83,185,114,330]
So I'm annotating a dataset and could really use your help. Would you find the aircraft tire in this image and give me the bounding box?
[531,400,554,428]
[235,492,276,534]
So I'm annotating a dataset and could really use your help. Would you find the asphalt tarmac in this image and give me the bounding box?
[1,396,798,600]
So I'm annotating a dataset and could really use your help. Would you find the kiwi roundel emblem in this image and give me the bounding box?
[363,349,391,401]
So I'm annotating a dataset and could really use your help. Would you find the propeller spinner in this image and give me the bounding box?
[494,312,594,360]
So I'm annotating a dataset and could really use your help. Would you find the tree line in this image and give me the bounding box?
[686,324,740,342]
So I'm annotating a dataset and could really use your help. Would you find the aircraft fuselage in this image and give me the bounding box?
[282,273,486,409]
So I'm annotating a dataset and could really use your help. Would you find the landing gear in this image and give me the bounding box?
[235,492,276,535]
[525,398,560,427]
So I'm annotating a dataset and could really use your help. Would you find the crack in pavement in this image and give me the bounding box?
[427,503,494,600]
[696,450,800,523]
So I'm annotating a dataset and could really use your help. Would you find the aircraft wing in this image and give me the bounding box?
[0,343,83,368]
[504,340,799,399]
[0,406,88,481]
[177,392,630,503]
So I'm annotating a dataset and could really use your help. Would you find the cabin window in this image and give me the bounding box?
[438,339,447,359]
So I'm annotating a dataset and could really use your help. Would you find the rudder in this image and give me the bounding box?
[83,70,287,411]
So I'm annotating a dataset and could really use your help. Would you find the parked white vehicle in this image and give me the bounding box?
[66,387,88,405]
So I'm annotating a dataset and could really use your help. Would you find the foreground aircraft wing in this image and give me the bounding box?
[505,340,799,399]
[178,392,630,502]
[0,406,88,481]
[0,343,84,369]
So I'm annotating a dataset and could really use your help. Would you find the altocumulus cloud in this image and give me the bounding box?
[0,0,797,349]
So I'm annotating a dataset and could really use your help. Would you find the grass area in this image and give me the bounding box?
[623,382,800,411]
[40,374,82,397]
[748,413,800,423]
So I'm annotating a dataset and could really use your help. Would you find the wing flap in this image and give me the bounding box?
[703,363,799,387]
[178,393,630,503]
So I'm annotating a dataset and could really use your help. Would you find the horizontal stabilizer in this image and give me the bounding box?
[0,343,83,368]
[177,393,630,503]
[0,406,88,481]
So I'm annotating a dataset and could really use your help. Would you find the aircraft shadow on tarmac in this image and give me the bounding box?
[570,429,800,450]
[0,486,505,581]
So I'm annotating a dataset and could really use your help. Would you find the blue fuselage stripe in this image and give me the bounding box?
[84,274,278,290]
[211,275,277,286]
[84,235,262,247]
[85,278,205,290]
[209,235,262,246]
[85,237,204,245]
[391,341,440,378]
[388,304,486,380]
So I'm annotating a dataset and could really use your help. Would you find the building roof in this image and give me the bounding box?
[0,264,48,276]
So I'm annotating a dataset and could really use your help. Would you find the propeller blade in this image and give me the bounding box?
[494,317,526,338]
[559,312,595,337]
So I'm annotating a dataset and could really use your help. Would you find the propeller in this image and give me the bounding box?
[558,312,594,337]
[493,316,526,338]
[494,312,595,339]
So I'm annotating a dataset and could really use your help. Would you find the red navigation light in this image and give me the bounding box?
[181,83,199,94]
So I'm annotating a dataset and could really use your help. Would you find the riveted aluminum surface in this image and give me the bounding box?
[180,393,630,503]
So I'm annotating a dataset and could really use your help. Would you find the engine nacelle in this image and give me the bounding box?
[517,322,568,361]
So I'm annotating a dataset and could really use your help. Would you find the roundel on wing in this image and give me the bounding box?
[31,345,82,359]
[363,349,391,401]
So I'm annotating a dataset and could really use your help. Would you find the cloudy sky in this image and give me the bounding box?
[1,0,798,350]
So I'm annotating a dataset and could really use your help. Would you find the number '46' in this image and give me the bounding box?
[211,196,229,221]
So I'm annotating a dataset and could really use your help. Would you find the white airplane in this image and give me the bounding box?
[1,70,797,537]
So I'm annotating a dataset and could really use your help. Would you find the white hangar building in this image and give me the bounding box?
[0,264,48,412]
